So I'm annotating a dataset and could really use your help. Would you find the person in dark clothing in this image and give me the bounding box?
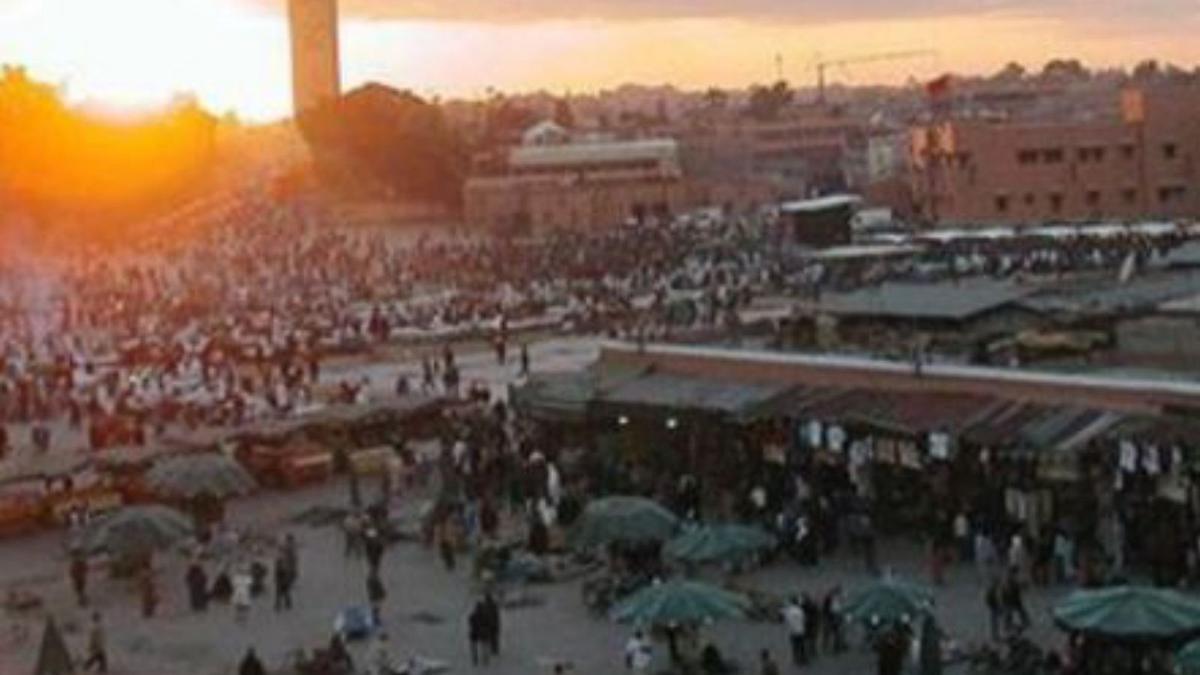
[700,641,731,675]
[186,562,208,612]
[367,572,386,626]
[759,649,781,675]
[1003,567,1030,633]
[365,529,385,575]
[802,593,822,661]
[328,633,354,673]
[238,648,267,675]
[519,344,530,377]
[985,579,1004,640]
[274,554,294,611]
[70,554,88,607]
[468,601,489,666]
[481,592,501,657]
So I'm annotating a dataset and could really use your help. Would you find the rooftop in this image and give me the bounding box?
[508,138,678,169]
[816,279,1031,321]
[779,194,862,214]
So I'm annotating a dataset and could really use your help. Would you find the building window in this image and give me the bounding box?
[1164,143,1179,160]
[1120,144,1136,160]
[1017,149,1038,165]
[1122,188,1138,205]
[1159,185,1187,203]
[1086,190,1101,207]
[1077,147,1106,163]
[1024,193,1036,206]
[1049,193,1064,213]
[1043,148,1064,164]
[995,195,1010,214]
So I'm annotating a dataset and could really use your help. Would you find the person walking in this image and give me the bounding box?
[802,593,821,661]
[186,561,209,612]
[759,649,781,675]
[281,533,300,581]
[81,612,107,673]
[519,343,530,377]
[782,596,807,666]
[469,600,489,666]
[1002,567,1030,633]
[481,591,501,658]
[985,579,1004,640]
[822,586,846,654]
[365,527,385,575]
[624,630,653,673]
[367,571,386,626]
[274,553,294,611]
[232,565,253,623]
[70,553,88,607]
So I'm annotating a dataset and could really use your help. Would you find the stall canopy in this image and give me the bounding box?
[591,370,794,422]
[964,403,1124,459]
[510,364,647,423]
[795,388,997,437]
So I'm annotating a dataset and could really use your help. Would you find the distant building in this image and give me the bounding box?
[777,194,860,248]
[678,109,865,197]
[464,135,687,234]
[910,85,1200,225]
[288,0,341,115]
[464,124,784,233]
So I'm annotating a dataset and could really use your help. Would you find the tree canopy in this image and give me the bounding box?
[299,83,468,207]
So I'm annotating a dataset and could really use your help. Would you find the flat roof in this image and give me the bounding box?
[801,244,924,261]
[598,340,1200,402]
[816,279,1030,321]
[779,194,862,214]
[509,138,678,169]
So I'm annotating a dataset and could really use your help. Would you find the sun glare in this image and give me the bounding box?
[0,0,291,119]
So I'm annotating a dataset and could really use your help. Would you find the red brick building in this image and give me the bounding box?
[910,85,1200,225]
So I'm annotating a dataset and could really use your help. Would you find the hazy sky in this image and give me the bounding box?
[0,0,1195,120]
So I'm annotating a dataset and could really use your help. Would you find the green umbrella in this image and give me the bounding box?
[843,576,934,627]
[145,453,256,499]
[1054,586,1200,642]
[569,496,679,549]
[663,524,775,564]
[83,505,194,557]
[611,578,750,625]
[1178,639,1200,674]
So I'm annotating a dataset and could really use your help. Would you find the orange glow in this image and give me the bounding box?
[0,2,1195,120]
[0,69,216,218]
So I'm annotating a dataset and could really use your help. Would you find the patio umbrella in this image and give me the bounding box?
[83,505,194,557]
[144,453,256,499]
[663,524,775,564]
[1178,639,1200,675]
[611,578,750,625]
[34,617,73,675]
[568,496,678,549]
[843,576,934,628]
[1053,586,1200,642]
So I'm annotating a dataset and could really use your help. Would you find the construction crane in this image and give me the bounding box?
[814,50,938,104]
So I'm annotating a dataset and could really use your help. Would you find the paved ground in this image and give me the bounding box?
[0,336,1074,674]
[0,479,1074,675]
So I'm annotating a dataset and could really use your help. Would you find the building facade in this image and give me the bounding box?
[910,85,1200,225]
[464,137,688,234]
[288,0,341,115]
[677,109,867,198]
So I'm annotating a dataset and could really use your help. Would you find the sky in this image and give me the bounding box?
[0,0,1196,121]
